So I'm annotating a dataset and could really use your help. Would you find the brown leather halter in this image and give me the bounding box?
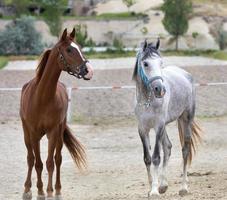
[58,48,89,79]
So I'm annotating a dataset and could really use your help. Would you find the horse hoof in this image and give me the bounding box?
[37,195,45,200]
[159,184,168,194]
[179,188,188,196]
[55,195,63,200]
[46,197,55,200]
[148,190,160,198]
[22,191,32,200]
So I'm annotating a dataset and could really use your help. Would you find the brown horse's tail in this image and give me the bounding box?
[178,120,202,165]
[63,125,86,169]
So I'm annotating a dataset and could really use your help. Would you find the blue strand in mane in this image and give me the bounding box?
[137,53,150,88]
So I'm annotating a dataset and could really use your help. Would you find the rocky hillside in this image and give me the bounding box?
[0,0,226,50]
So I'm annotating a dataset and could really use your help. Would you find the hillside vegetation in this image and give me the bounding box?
[192,0,227,17]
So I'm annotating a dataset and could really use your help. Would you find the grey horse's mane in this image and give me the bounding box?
[132,42,160,81]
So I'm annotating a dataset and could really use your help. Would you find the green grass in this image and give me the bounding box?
[86,50,227,60]
[63,12,147,21]
[0,50,226,63]
[0,57,8,69]
[210,51,227,60]
[163,50,227,60]
[97,12,147,20]
[193,0,227,4]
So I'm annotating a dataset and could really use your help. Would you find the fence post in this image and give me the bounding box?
[67,87,72,122]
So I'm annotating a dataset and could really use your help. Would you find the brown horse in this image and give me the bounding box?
[20,28,93,200]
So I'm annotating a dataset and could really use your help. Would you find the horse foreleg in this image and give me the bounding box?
[139,129,152,195]
[149,125,165,197]
[22,122,34,200]
[159,129,172,194]
[46,132,57,199]
[33,140,45,200]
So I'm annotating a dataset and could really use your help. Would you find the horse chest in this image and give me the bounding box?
[23,100,66,129]
[135,104,163,128]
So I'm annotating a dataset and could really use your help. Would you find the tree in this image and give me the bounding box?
[74,24,95,47]
[122,0,136,13]
[32,0,67,36]
[4,0,30,17]
[192,32,199,49]
[162,0,192,50]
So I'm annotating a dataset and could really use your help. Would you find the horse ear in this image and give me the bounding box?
[156,38,160,50]
[142,39,148,51]
[60,28,67,41]
[70,28,76,39]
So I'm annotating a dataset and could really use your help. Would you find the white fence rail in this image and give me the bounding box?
[1,82,227,121]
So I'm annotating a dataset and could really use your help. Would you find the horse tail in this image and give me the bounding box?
[63,125,86,169]
[178,120,202,165]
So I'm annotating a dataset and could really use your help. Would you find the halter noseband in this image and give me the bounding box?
[58,48,89,79]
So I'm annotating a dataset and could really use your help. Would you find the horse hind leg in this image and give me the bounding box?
[46,128,58,200]
[54,125,64,200]
[178,114,193,196]
[159,129,172,194]
[22,122,34,200]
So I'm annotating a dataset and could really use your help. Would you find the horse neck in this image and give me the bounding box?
[36,49,61,101]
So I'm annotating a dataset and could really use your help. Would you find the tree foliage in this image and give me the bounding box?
[122,0,136,12]
[32,0,67,36]
[162,0,192,50]
[5,0,30,17]
[0,16,44,55]
[74,24,95,47]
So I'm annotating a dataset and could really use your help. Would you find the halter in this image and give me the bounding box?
[58,48,89,79]
[137,53,163,88]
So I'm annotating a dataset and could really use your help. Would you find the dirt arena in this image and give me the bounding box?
[0,117,227,200]
[0,60,227,200]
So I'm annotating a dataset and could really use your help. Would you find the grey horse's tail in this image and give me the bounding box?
[63,125,87,169]
[178,120,202,165]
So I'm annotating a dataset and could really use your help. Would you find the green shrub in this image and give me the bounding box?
[217,29,227,50]
[0,16,44,55]
[0,57,8,69]
[75,24,95,47]
[113,37,124,52]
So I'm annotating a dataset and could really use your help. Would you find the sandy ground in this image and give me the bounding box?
[93,0,163,14]
[0,117,227,200]
[0,57,227,199]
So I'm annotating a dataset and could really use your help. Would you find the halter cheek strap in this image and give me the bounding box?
[137,54,163,88]
[58,48,88,79]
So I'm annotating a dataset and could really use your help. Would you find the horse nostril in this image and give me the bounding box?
[154,86,160,92]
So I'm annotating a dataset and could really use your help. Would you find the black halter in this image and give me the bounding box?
[58,48,89,79]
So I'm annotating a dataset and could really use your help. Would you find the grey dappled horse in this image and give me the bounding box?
[133,39,202,197]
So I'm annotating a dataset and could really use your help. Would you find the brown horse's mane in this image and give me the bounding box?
[36,49,51,81]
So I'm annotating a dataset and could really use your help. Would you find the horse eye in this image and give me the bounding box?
[143,61,149,67]
[66,48,72,53]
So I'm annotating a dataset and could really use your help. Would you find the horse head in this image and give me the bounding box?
[56,28,93,80]
[134,39,166,98]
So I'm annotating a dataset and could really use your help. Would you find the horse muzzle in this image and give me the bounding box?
[83,62,93,80]
[151,81,166,98]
